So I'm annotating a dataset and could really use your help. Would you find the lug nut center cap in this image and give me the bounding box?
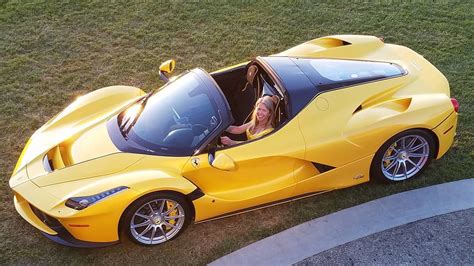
[152,215,162,224]
[398,151,408,160]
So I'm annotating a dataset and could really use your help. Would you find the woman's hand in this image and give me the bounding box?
[220,136,234,146]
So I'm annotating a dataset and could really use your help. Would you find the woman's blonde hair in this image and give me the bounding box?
[249,95,278,133]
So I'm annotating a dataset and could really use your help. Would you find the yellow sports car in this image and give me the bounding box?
[9,35,459,247]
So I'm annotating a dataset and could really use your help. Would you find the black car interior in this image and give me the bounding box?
[211,62,287,142]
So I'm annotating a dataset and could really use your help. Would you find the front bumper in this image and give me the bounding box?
[14,193,118,248]
[41,227,118,248]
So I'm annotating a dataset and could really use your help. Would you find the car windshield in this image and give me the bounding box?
[118,71,221,155]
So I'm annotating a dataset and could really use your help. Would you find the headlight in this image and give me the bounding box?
[65,186,129,210]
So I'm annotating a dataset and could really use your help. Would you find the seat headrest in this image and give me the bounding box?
[246,65,258,84]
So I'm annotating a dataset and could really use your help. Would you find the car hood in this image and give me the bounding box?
[20,118,142,186]
[29,152,144,187]
[58,120,119,165]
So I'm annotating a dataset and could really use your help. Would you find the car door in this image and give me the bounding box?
[181,119,305,218]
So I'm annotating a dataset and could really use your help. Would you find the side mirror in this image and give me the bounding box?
[209,153,236,171]
[159,59,176,82]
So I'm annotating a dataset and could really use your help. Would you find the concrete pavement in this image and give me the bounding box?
[210,179,474,265]
[298,208,473,264]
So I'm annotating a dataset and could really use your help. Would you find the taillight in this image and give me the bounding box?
[451,98,459,112]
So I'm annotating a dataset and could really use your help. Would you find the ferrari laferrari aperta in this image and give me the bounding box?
[10,35,458,247]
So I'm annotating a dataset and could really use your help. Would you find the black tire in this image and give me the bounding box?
[121,192,191,246]
[370,129,436,183]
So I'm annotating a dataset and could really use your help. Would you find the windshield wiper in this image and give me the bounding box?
[119,91,155,139]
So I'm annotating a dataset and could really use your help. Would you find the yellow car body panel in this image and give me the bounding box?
[14,193,57,235]
[432,111,458,158]
[11,155,197,242]
[9,35,458,246]
[293,155,373,196]
[12,85,145,175]
[183,119,305,221]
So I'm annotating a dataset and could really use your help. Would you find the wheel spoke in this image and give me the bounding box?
[164,203,179,215]
[159,225,168,241]
[409,152,428,158]
[139,224,152,237]
[407,158,421,170]
[402,161,408,179]
[148,203,155,214]
[132,220,151,228]
[407,136,418,149]
[150,226,157,243]
[384,154,398,161]
[163,221,176,229]
[135,213,149,219]
[385,159,398,171]
[390,144,400,153]
[393,161,401,177]
[159,200,165,214]
[165,214,184,220]
[401,137,406,149]
[409,143,426,152]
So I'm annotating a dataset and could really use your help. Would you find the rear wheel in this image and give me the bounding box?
[122,192,191,246]
[371,129,436,183]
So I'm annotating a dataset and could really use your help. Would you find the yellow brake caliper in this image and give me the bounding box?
[384,143,397,167]
[165,201,178,230]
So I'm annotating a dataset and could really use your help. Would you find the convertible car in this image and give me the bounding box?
[10,35,459,247]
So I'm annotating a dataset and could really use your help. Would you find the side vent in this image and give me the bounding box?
[312,162,336,173]
[369,98,412,112]
[352,98,411,119]
[311,37,352,49]
[353,105,363,114]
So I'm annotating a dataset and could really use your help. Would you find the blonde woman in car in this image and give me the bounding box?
[221,95,278,146]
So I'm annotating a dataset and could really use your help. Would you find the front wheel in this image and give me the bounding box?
[122,192,191,246]
[371,129,436,183]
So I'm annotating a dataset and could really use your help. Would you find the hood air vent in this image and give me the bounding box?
[43,146,72,172]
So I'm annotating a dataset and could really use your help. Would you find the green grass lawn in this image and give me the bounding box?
[1,1,473,264]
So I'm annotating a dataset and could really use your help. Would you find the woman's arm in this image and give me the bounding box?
[220,136,243,146]
[226,122,251,134]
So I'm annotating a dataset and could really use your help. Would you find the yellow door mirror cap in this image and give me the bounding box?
[211,153,236,171]
[159,59,176,74]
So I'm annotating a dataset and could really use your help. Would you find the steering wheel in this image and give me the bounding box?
[163,128,194,147]
[192,124,209,136]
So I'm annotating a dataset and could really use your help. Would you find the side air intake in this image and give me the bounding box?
[312,162,336,173]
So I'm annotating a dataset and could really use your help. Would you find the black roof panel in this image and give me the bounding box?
[262,56,406,117]
[260,57,316,117]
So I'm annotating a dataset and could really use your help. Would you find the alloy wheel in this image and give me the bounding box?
[129,198,186,245]
[381,135,430,181]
